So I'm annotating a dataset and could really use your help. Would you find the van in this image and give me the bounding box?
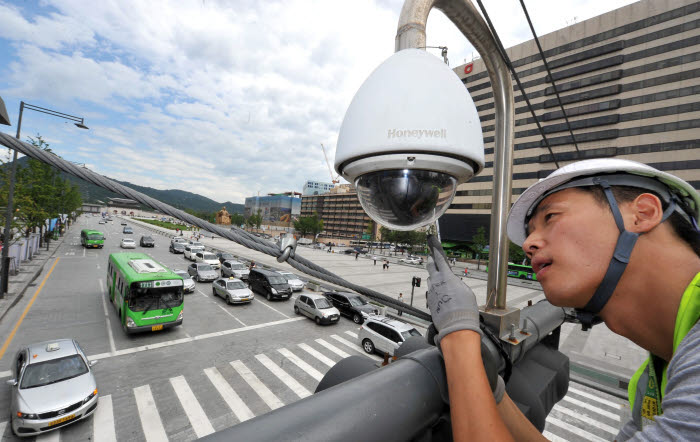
[294,293,340,325]
[81,229,105,248]
[248,268,292,301]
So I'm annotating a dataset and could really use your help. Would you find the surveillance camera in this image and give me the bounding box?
[335,49,484,231]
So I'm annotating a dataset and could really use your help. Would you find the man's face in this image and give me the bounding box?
[522,188,620,308]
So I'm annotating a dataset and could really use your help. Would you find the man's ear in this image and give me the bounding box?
[629,193,664,233]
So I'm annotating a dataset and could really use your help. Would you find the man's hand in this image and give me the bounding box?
[426,235,482,349]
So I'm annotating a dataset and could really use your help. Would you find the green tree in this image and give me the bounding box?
[509,240,527,265]
[184,208,215,223]
[293,212,323,241]
[230,213,245,227]
[471,226,488,270]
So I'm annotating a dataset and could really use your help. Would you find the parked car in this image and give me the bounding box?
[173,270,196,293]
[294,293,340,325]
[216,252,236,263]
[399,257,422,265]
[120,221,127,226]
[221,260,250,280]
[324,291,379,324]
[187,240,203,247]
[140,235,155,247]
[357,316,422,357]
[98,220,106,224]
[122,227,133,234]
[120,238,136,249]
[353,247,369,254]
[212,277,254,304]
[278,271,304,291]
[8,339,98,437]
[248,268,292,301]
[171,237,187,245]
[184,245,204,261]
[343,249,356,255]
[169,242,185,254]
[187,263,217,282]
[195,251,221,269]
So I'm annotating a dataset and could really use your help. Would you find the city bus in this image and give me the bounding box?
[80,229,105,248]
[485,263,538,281]
[107,253,184,334]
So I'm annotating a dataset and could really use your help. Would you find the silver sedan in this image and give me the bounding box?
[212,277,254,304]
[8,339,98,437]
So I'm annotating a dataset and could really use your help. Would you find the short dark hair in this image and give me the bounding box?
[581,185,700,257]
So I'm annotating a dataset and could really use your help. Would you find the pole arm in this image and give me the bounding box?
[395,0,515,309]
[22,103,85,124]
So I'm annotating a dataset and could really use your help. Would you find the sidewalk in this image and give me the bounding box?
[0,229,69,323]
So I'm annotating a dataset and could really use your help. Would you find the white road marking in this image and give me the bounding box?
[344,331,358,338]
[255,354,311,398]
[99,279,116,355]
[297,343,336,367]
[97,264,101,269]
[277,348,324,381]
[134,385,169,442]
[552,404,618,436]
[0,370,10,378]
[35,430,59,442]
[562,396,621,421]
[216,304,246,326]
[567,386,624,409]
[231,360,284,410]
[542,430,568,442]
[83,248,86,257]
[546,416,607,442]
[204,367,254,422]
[331,334,380,360]
[257,299,291,318]
[170,376,215,438]
[93,395,117,442]
[315,339,350,358]
[0,422,6,439]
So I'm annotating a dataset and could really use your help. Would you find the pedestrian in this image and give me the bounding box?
[373,257,377,266]
[425,158,700,440]
[398,292,404,316]
[355,251,359,260]
[249,260,256,271]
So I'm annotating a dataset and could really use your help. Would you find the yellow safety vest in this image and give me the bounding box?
[628,272,700,430]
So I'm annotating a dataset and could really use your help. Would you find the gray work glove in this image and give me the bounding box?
[426,235,482,350]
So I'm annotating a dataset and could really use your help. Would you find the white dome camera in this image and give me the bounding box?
[334,49,485,231]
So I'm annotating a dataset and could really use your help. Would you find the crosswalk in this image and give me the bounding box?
[1,330,629,441]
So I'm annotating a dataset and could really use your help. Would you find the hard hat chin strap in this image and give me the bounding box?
[576,177,678,330]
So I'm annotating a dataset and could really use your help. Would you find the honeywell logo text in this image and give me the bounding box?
[387,129,447,139]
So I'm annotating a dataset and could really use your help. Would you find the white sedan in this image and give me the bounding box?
[120,238,136,249]
[399,257,422,265]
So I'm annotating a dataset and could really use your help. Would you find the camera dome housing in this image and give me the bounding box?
[335,49,484,230]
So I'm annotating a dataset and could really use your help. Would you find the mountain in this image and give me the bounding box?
[5,157,244,214]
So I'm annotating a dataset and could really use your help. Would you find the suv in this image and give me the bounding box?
[195,251,221,269]
[248,268,292,301]
[122,226,133,234]
[184,245,204,261]
[294,293,340,325]
[357,316,422,357]
[324,291,379,324]
[221,260,249,280]
[140,235,155,247]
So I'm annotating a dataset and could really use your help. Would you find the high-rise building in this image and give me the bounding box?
[300,184,374,243]
[439,0,700,242]
[244,195,301,224]
[302,180,335,196]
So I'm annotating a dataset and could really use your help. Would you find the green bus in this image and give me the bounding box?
[81,229,105,248]
[107,253,184,334]
[485,263,537,281]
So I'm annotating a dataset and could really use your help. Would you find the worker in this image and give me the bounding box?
[426,159,700,441]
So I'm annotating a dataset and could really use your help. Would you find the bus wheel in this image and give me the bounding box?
[519,275,526,279]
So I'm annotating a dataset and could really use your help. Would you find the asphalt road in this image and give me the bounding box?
[0,215,630,442]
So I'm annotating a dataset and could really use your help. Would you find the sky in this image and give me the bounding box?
[0,0,637,204]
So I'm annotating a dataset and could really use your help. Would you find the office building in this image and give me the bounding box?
[300,184,375,242]
[302,180,335,196]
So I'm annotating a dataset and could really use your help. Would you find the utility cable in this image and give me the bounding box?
[475,0,560,168]
[0,132,431,321]
[519,0,580,153]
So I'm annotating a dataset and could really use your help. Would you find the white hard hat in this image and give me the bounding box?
[507,158,700,246]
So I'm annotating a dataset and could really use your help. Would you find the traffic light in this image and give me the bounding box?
[412,276,421,287]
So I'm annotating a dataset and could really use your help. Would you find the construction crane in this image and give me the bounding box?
[320,143,340,184]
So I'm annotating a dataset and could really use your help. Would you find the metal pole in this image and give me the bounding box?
[395,0,515,309]
[1,101,24,297]
[410,281,416,306]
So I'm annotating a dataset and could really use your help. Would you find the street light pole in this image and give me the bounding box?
[0,101,88,297]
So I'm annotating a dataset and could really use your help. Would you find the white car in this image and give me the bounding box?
[278,271,305,291]
[184,245,204,261]
[399,257,422,265]
[120,238,136,249]
[195,251,220,269]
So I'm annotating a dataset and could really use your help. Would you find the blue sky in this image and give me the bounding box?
[0,0,636,204]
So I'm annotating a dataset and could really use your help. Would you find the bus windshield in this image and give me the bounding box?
[129,285,183,312]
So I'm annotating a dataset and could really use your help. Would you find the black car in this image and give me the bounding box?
[170,242,185,254]
[216,252,236,263]
[248,268,292,301]
[324,291,379,324]
[140,235,155,247]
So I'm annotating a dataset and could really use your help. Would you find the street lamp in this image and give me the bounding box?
[1,101,89,297]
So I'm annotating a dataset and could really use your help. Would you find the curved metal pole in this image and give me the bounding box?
[396,0,514,309]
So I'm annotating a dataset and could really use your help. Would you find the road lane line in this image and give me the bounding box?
[546,416,607,442]
[552,404,618,436]
[170,376,215,438]
[0,258,60,362]
[344,331,358,338]
[256,299,291,318]
[93,395,117,442]
[35,430,59,441]
[277,348,324,381]
[315,339,350,358]
[567,386,624,409]
[256,354,311,398]
[0,422,6,439]
[99,278,116,355]
[562,396,620,421]
[297,343,336,367]
[204,367,254,422]
[331,335,380,360]
[230,360,284,410]
[216,304,246,326]
[133,385,168,442]
[83,247,86,257]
